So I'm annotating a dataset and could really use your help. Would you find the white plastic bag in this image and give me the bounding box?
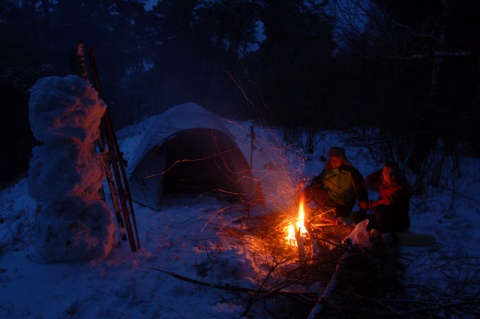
[345,219,372,247]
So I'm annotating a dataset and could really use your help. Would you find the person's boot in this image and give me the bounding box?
[381,232,394,247]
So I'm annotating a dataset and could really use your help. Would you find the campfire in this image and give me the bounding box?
[284,196,355,262]
[284,196,318,262]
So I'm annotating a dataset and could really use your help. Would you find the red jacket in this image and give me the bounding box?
[365,170,411,213]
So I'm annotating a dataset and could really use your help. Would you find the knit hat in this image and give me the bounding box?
[325,147,352,168]
[328,147,346,159]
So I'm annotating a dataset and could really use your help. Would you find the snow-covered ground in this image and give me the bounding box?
[1,89,479,318]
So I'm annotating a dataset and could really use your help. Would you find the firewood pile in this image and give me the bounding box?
[215,209,407,318]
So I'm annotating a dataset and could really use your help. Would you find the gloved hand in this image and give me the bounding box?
[372,198,391,208]
[358,200,369,211]
[367,198,391,209]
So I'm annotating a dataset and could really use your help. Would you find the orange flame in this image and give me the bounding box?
[286,198,308,246]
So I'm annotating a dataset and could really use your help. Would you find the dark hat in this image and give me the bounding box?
[327,147,346,159]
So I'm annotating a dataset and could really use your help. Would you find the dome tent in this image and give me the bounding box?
[126,103,254,209]
[125,103,299,211]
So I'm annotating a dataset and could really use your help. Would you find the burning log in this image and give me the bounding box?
[295,226,306,263]
[304,220,320,256]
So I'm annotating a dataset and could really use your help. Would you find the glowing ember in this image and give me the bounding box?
[286,198,308,246]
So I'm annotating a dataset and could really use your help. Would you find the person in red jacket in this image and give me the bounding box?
[358,161,412,246]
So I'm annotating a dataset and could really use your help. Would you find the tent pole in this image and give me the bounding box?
[247,126,256,219]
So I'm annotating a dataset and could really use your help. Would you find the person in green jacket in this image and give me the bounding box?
[302,147,368,218]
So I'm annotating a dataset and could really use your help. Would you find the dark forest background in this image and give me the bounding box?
[1,0,479,193]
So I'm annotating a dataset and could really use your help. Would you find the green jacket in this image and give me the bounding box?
[311,164,368,211]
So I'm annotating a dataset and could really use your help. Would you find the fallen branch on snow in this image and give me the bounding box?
[307,238,354,319]
[149,267,317,298]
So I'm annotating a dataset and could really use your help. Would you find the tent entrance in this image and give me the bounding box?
[163,129,249,198]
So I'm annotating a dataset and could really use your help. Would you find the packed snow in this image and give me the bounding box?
[1,75,479,318]
[28,75,115,263]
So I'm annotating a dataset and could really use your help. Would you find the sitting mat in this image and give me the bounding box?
[397,231,436,246]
